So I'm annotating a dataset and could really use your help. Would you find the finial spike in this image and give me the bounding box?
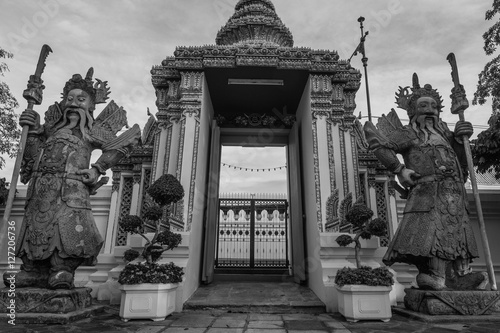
[85,67,94,81]
[412,73,420,89]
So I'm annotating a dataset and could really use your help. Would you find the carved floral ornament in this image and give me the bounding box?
[173,45,338,61]
[216,112,295,128]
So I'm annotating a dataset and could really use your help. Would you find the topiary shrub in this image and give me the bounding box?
[118,174,185,285]
[334,203,393,287]
[147,174,184,206]
[335,203,387,268]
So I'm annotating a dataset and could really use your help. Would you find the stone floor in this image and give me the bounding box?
[3,306,500,333]
[1,281,500,332]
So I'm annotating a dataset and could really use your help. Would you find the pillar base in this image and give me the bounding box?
[404,288,500,316]
[0,287,105,324]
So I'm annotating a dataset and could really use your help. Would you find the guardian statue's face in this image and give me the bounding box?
[64,89,92,114]
[415,96,439,118]
[56,89,94,132]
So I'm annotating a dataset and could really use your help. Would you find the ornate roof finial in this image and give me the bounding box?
[216,0,294,47]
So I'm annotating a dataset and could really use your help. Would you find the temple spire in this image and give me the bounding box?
[216,0,294,47]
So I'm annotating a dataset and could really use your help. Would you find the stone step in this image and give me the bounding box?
[213,273,295,283]
[183,281,326,314]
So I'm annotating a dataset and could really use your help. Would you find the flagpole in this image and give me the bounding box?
[358,17,372,122]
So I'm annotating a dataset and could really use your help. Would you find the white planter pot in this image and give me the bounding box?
[119,283,178,322]
[336,285,392,322]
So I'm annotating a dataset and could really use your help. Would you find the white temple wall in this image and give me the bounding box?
[179,75,213,304]
[296,78,328,307]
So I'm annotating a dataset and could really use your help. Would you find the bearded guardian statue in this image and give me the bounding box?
[363,73,488,291]
[4,68,141,289]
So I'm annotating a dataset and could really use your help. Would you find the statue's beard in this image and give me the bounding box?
[54,107,93,140]
[411,114,447,143]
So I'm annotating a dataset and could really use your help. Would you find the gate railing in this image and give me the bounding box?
[216,197,288,269]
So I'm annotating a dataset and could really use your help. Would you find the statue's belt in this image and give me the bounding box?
[413,174,461,184]
[32,171,85,182]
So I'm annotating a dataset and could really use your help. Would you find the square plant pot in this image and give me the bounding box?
[336,285,392,322]
[119,283,178,322]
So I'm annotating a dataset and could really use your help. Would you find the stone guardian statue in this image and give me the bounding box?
[3,68,141,289]
[363,73,488,291]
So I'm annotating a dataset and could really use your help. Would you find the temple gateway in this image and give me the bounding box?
[2,0,499,313]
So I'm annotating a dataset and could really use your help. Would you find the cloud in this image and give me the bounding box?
[0,0,496,193]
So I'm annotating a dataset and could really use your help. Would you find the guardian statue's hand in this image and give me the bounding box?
[19,109,40,129]
[77,167,100,186]
[454,120,473,139]
[397,167,421,188]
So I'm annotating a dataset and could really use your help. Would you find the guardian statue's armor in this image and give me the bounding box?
[364,74,488,290]
[6,69,141,289]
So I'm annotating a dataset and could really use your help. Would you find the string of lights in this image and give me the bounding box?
[360,115,491,130]
[221,162,287,172]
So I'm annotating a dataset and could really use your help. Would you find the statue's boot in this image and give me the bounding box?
[446,271,489,290]
[3,269,47,288]
[48,270,75,290]
[416,273,447,290]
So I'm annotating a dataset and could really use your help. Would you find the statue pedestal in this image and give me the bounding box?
[404,288,500,316]
[0,287,105,324]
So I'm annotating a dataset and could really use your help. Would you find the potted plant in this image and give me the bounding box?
[118,174,185,322]
[334,203,394,323]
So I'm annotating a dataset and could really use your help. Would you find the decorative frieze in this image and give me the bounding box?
[132,173,142,185]
[150,127,161,182]
[350,130,361,198]
[311,75,333,95]
[203,58,236,68]
[176,118,186,181]
[343,92,357,114]
[181,72,203,93]
[162,124,173,176]
[111,171,121,193]
[339,127,349,197]
[312,120,323,232]
[312,110,331,120]
[186,119,201,232]
[327,122,336,194]
[236,56,279,67]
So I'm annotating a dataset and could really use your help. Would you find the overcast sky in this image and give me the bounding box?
[0,0,495,194]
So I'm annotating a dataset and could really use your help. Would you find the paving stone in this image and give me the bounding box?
[248,313,282,321]
[218,313,248,320]
[170,314,215,327]
[211,318,246,328]
[285,319,327,330]
[282,313,319,321]
[288,331,329,333]
[206,329,244,333]
[324,320,348,329]
[316,313,335,321]
[246,329,287,333]
[136,327,165,333]
[163,328,206,333]
[247,320,284,329]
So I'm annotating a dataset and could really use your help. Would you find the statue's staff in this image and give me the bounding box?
[447,52,497,291]
[1,44,52,226]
